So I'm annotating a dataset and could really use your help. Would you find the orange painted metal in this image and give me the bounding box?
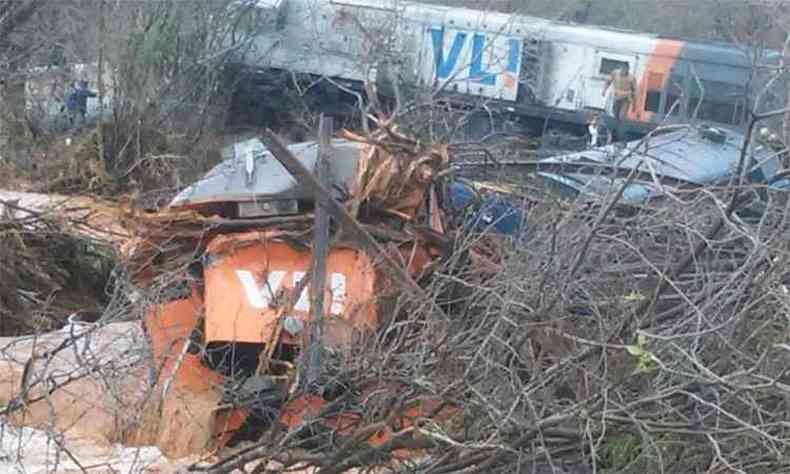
[146,223,447,454]
[280,395,361,435]
[279,390,459,457]
[213,409,250,444]
[144,298,223,391]
[392,240,435,278]
[628,39,684,122]
[203,232,377,345]
[144,298,249,452]
[368,398,460,459]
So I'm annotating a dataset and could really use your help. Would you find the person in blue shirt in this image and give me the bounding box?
[65,80,96,128]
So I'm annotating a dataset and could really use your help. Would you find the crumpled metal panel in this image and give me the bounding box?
[538,126,779,202]
[170,138,363,208]
[446,182,528,237]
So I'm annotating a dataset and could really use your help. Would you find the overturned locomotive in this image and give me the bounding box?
[229,0,781,139]
[136,130,526,456]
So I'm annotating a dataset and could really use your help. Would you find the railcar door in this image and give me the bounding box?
[630,64,688,123]
[583,51,638,113]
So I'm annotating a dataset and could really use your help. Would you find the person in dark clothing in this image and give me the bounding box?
[66,80,97,127]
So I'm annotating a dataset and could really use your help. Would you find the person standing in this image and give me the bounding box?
[65,80,97,128]
[603,68,636,121]
[587,112,611,147]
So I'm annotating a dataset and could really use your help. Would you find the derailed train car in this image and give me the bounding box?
[135,123,784,456]
[535,126,783,202]
[232,0,780,138]
[459,125,785,206]
[136,133,526,455]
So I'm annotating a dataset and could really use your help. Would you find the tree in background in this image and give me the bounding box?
[83,0,266,191]
[0,0,45,166]
[0,0,264,194]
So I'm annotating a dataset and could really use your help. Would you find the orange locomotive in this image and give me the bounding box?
[137,134,467,456]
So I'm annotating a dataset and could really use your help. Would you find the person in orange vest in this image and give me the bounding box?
[603,68,636,121]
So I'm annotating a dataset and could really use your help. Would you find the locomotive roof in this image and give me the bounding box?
[170,138,362,208]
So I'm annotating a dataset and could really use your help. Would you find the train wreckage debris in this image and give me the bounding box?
[109,125,525,457]
[1,122,786,462]
[459,125,784,203]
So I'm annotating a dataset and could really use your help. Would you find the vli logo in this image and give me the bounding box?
[430,27,520,86]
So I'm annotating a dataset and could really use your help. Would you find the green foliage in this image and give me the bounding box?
[136,6,184,71]
[624,333,659,373]
[96,0,252,187]
[597,433,643,472]
[122,1,216,104]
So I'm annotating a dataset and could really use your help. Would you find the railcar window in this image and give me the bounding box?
[644,72,664,113]
[688,80,744,125]
[599,58,629,76]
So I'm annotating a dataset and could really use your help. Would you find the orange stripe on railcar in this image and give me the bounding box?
[628,39,684,123]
